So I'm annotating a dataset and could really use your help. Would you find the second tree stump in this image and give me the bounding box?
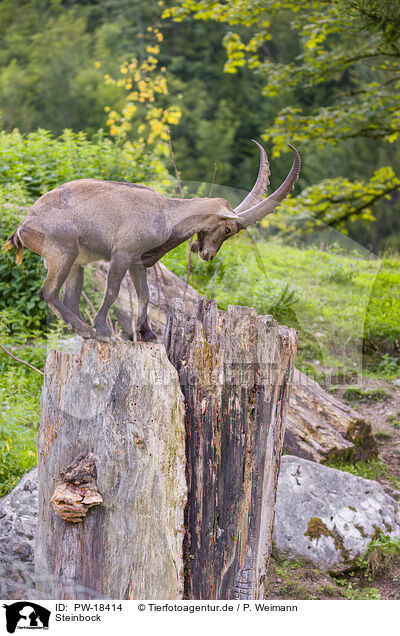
[165,299,298,600]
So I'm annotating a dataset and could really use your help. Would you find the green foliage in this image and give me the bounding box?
[268,168,400,235]
[356,534,400,579]
[342,387,390,403]
[166,0,400,242]
[326,458,400,490]
[0,329,46,497]
[164,235,400,378]
[376,354,400,378]
[364,259,400,352]
[169,0,400,147]
[1,0,400,247]
[0,0,271,194]
[333,577,381,599]
[162,235,299,326]
[269,557,381,599]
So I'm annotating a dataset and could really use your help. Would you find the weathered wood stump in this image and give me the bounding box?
[164,299,298,600]
[96,262,377,463]
[36,341,187,600]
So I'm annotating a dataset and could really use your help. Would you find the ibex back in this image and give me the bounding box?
[4,141,300,341]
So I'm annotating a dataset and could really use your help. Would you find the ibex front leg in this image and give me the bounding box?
[93,251,131,341]
[129,264,157,342]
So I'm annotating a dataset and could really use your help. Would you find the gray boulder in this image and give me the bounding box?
[273,455,400,573]
[3,455,400,595]
[0,468,38,599]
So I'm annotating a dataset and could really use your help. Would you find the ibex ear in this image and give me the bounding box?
[217,210,244,221]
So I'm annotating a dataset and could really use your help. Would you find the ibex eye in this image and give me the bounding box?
[225,226,231,234]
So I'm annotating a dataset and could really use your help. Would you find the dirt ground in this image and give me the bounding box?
[267,375,400,600]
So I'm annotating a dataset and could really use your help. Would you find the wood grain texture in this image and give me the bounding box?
[164,299,298,600]
[36,341,187,600]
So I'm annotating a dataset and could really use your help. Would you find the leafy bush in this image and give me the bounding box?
[0,129,170,197]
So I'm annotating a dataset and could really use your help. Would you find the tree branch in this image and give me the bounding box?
[0,343,44,376]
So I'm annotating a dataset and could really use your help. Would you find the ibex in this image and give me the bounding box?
[4,141,300,342]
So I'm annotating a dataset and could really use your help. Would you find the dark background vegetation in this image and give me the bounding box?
[0,0,400,251]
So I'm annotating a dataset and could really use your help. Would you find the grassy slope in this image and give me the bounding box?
[162,235,400,379]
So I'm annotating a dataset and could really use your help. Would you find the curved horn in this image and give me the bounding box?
[238,144,301,227]
[234,140,271,213]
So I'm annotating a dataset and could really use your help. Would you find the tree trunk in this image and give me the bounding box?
[164,299,298,600]
[36,341,187,600]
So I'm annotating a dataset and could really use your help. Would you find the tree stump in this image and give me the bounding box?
[97,261,377,464]
[36,341,187,600]
[164,299,298,600]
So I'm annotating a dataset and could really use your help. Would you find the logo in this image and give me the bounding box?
[3,602,50,633]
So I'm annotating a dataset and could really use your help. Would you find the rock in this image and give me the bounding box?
[285,369,378,463]
[273,455,400,573]
[3,455,400,592]
[0,468,38,599]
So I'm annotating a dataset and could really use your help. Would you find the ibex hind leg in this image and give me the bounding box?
[39,245,95,340]
[62,264,84,321]
[93,251,132,341]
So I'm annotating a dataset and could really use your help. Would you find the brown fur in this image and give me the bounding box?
[6,179,243,341]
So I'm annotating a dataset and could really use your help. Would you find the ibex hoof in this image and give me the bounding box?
[96,333,111,342]
[78,327,97,340]
[139,329,158,342]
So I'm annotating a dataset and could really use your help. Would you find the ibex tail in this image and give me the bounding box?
[3,226,24,264]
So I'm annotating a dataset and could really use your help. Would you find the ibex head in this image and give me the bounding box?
[191,140,301,262]
[190,214,242,261]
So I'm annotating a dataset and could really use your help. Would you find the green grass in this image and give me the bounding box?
[162,234,400,378]
[326,459,400,490]
[342,387,390,403]
[355,534,400,579]
[0,336,47,496]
